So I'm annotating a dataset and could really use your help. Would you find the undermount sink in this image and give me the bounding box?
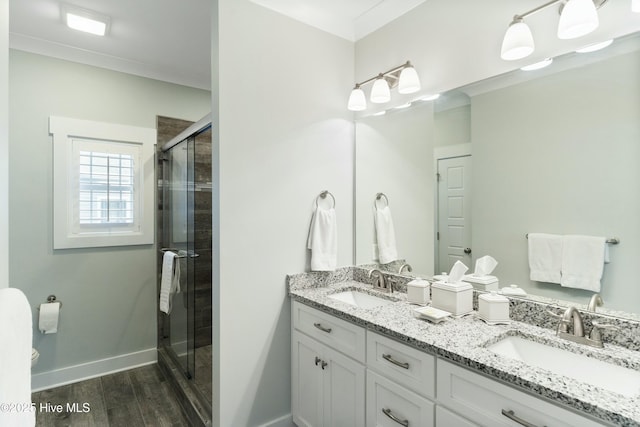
[328,290,395,309]
[487,334,640,398]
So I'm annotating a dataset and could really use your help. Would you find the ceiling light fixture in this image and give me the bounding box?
[347,61,421,111]
[62,4,110,36]
[500,0,607,61]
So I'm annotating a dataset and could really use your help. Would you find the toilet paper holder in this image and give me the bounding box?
[37,295,63,309]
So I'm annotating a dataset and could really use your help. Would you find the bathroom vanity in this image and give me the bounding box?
[288,267,640,427]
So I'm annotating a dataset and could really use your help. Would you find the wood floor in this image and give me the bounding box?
[32,364,191,427]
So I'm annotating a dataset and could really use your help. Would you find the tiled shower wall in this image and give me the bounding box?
[156,116,212,349]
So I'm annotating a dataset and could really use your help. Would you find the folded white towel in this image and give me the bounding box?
[561,235,606,292]
[307,206,337,271]
[374,206,398,264]
[0,288,35,427]
[528,233,562,284]
[159,252,181,314]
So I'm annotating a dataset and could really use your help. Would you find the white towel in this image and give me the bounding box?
[561,235,606,292]
[528,233,562,284]
[0,288,35,427]
[374,206,398,264]
[159,252,181,314]
[307,206,338,271]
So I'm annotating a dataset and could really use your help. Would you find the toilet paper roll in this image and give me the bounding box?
[39,302,60,334]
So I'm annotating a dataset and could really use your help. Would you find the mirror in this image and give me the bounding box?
[355,32,640,317]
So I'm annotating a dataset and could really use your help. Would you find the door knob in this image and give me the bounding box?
[464,248,472,254]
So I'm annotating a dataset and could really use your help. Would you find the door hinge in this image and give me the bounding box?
[437,231,440,240]
[436,172,441,181]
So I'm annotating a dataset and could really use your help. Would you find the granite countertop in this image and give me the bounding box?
[288,277,640,427]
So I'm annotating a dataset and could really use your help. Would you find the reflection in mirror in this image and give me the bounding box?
[355,32,640,317]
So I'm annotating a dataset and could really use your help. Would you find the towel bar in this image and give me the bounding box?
[525,234,619,244]
[160,248,200,258]
[316,190,336,208]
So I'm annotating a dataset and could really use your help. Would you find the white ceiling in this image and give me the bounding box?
[8,0,423,90]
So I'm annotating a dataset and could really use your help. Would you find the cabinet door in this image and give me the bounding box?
[323,346,366,427]
[292,331,324,427]
[367,370,435,427]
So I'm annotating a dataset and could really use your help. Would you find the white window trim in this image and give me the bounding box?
[50,116,155,249]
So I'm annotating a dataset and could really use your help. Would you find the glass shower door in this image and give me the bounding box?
[162,137,196,379]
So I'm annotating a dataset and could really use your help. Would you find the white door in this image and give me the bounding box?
[437,155,472,274]
[323,347,366,427]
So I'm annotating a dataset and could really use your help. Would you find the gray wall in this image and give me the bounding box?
[9,50,210,383]
[472,51,640,313]
[0,0,7,289]
[215,1,354,425]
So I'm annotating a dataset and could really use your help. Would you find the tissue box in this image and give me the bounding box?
[406,279,430,305]
[431,281,473,316]
[478,291,510,324]
[464,274,499,292]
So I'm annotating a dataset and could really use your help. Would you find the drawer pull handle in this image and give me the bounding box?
[501,409,546,427]
[313,323,332,333]
[382,408,409,427]
[382,353,410,369]
[315,356,321,366]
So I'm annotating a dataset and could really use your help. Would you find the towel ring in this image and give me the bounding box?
[374,192,389,210]
[316,190,336,208]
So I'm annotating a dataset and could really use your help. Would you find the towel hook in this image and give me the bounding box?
[316,191,336,208]
[374,192,389,210]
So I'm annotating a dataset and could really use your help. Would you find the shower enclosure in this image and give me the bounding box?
[156,115,212,426]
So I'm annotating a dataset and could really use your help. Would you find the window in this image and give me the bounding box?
[50,116,155,249]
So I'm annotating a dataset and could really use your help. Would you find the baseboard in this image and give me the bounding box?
[258,413,294,427]
[31,347,157,392]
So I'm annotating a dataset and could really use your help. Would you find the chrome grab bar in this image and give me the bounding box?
[382,353,409,369]
[313,323,332,333]
[382,408,409,426]
[501,409,546,427]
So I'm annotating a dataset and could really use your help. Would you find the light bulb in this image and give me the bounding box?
[558,0,599,40]
[370,76,391,104]
[347,87,367,111]
[398,65,421,94]
[501,18,535,61]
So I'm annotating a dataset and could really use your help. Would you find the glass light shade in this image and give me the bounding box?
[501,20,535,61]
[370,77,391,103]
[520,58,553,71]
[575,39,613,53]
[398,66,421,94]
[557,0,599,40]
[633,0,640,13]
[347,87,367,111]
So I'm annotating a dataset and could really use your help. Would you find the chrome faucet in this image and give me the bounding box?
[587,293,603,312]
[398,263,412,274]
[549,305,618,348]
[369,269,392,293]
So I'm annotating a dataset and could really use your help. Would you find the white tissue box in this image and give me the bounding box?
[478,291,510,324]
[464,274,499,291]
[431,281,473,316]
[406,280,430,305]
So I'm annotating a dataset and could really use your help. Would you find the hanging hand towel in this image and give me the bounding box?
[307,206,337,271]
[160,251,181,314]
[528,233,562,284]
[561,235,606,292]
[374,206,398,264]
[0,288,35,427]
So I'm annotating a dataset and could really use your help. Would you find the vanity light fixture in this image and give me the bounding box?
[575,39,613,52]
[62,4,110,36]
[500,0,607,61]
[347,61,421,111]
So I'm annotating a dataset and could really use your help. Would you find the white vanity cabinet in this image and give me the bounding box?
[291,302,366,427]
[366,331,436,427]
[436,359,608,427]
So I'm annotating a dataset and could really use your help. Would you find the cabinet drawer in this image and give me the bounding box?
[367,331,435,399]
[437,359,607,427]
[366,370,434,427]
[292,301,365,362]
